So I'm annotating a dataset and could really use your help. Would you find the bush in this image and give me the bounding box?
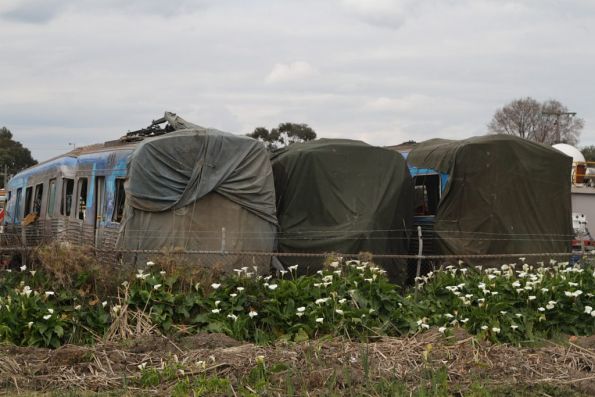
[414,258,594,342]
[0,252,593,348]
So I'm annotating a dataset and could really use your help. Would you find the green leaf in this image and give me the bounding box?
[190,313,210,325]
[205,321,226,333]
[54,325,64,337]
[36,323,48,334]
[293,328,309,342]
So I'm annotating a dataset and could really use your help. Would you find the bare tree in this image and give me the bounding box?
[487,97,584,145]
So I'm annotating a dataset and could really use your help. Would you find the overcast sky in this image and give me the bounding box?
[1,0,594,162]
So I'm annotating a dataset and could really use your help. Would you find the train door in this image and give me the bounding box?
[61,178,74,217]
[94,176,105,247]
[413,173,441,216]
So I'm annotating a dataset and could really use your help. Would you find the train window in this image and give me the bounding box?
[94,176,105,225]
[112,178,125,223]
[33,183,43,215]
[61,178,74,216]
[47,179,56,217]
[413,174,440,215]
[15,188,22,221]
[77,178,88,220]
[5,191,11,211]
[24,186,33,216]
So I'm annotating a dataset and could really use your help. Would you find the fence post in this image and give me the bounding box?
[414,226,423,295]
[220,227,226,253]
[21,224,27,270]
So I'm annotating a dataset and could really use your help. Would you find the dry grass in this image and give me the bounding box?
[29,243,228,298]
[146,249,227,294]
[103,284,160,343]
[33,242,102,289]
[0,329,593,395]
[31,241,129,298]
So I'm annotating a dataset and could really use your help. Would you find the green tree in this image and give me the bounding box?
[582,145,595,162]
[0,127,37,186]
[487,97,584,145]
[247,122,317,150]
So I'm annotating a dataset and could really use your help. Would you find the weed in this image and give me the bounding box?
[0,254,593,348]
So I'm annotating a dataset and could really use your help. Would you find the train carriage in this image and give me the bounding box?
[4,142,131,252]
[3,113,278,272]
[392,135,574,266]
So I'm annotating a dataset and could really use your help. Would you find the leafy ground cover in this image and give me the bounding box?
[0,246,593,395]
[0,252,593,348]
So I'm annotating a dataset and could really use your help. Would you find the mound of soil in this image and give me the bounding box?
[0,330,593,395]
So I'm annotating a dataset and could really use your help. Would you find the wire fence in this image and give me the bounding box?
[0,219,587,274]
[0,246,580,260]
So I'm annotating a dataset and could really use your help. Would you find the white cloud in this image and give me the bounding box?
[0,0,215,23]
[364,96,413,112]
[340,0,413,29]
[1,0,595,161]
[363,95,478,115]
[265,61,317,84]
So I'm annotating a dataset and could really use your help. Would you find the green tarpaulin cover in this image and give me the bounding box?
[407,135,573,256]
[271,139,414,282]
[117,113,277,272]
[125,113,276,225]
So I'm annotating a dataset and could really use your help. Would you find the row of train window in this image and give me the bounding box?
[10,174,440,221]
[10,177,126,223]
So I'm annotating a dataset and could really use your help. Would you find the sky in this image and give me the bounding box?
[0,0,594,162]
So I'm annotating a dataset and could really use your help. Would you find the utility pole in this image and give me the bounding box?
[542,111,576,144]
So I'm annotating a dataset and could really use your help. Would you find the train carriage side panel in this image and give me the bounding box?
[4,146,134,252]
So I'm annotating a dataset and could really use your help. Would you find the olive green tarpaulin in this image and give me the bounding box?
[124,113,277,225]
[407,135,573,256]
[271,139,414,283]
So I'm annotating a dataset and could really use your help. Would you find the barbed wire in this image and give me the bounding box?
[0,226,576,238]
[0,231,579,244]
[0,218,586,268]
[0,245,578,261]
[0,234,576,243]
[78,227,576,238]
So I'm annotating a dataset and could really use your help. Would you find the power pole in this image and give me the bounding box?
[542,111,576,144]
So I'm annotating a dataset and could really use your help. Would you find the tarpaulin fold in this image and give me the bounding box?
[125,113,276,225]
[116,113,277,271]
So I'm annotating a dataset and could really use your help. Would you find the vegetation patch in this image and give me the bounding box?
[0,330,593,396]
[0,248,593,394]
[1,253,593,348]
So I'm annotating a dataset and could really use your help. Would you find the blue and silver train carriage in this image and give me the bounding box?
[3,113,278,272]
[4,140,132,252]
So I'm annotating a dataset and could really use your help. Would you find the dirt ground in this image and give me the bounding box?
[0,330,593,396]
